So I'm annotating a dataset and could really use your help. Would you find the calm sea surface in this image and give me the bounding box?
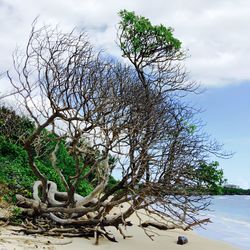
[195,195,250,250]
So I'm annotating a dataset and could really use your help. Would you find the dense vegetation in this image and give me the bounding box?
[0,106,117,201]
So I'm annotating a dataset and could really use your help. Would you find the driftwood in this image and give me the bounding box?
[141,218,212,231]
[140,221,178,230]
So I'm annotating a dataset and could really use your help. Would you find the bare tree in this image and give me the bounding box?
[2,14,227,242]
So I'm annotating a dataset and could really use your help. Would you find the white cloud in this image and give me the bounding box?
[0,0,250,89]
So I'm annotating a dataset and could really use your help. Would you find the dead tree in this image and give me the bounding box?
[3,14,227,241]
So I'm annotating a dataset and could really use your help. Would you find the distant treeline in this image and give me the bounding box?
[220,187,250,195]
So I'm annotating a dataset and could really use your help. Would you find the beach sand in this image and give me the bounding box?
[0,209,239,250]
[0,225,239,250]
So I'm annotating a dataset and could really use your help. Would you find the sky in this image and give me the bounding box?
[0,0,249,188]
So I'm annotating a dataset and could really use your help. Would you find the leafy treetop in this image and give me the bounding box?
[118,10,181,65]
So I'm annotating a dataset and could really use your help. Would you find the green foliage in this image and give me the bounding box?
[10,206,22,223]
[118,10,181,57]
[0,105,95,198]
[55,142,77,180]
[35,160,64,189]
[106,175,119,192]
[184,122,197,135]
[0,136,27,161]
[0,136,35,198]
[78,180,93,197]
[0,105,118,200]
[0,106,34,142]
[0,107,37,198]
[221,187,250,195]
[0,133,95,199]
[32,139,94,196]
[51,141,94,196]
[0,183,14,203]
[196,161,226,195]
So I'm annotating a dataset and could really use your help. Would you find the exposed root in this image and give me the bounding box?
[2,178,212,245]
[5,193,133,243]
[11,217,119,243]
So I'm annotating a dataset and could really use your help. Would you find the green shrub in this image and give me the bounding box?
[0,109,118,200]
[0,106,34,142]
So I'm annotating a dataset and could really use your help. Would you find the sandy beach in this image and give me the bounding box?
[0,225,239,250]
[0,209,239,250]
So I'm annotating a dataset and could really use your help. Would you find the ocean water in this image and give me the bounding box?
[195,195,250,250]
